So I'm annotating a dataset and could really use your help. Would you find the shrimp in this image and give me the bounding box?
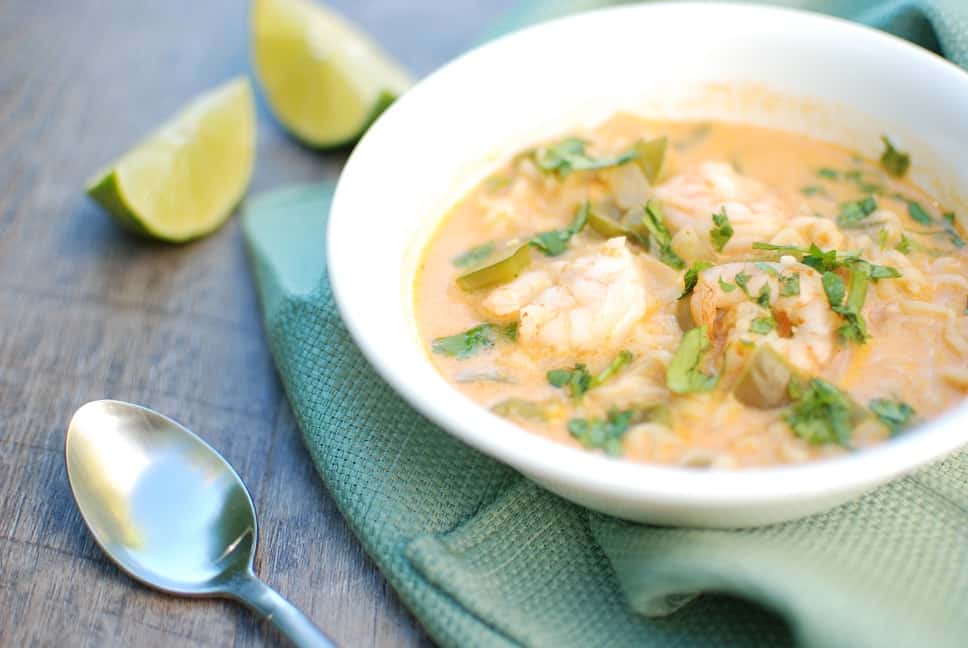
[690,260,840,373]
[656,162,791,256]
[480,237,650,354]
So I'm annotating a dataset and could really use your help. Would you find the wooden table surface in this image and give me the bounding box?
[0,1,515,645]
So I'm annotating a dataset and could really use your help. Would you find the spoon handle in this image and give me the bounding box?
[230,570,337,647]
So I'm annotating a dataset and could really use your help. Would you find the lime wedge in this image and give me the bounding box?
[251,0,412,148]
[86,78,256,242]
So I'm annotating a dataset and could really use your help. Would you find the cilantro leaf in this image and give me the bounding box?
[907,200,934,225]
[453,241,495,268]
[785,378,855,445]
[880,136,910,178]
[680,261,713,299]
[432,323,517,359]
[718,276,737,292]
[750,316,776,335]
[536,137,637,178]
[642,200,673,245]
[780,272,801,297]
[803,243,855,272]
[530,201,589,256]
[734,271,751,296]
[942,211,966,248]
[817,167,840,180]
[642,200,685,269]
[547,364,592,399]
[753,242,859,273]
[801,185,827,197]
[752,242,899,290]
[666,327,719,394]
[568,409,634,456]
[821,271,846,308]
[710,207,734,252]
[870,264,901,280]
[755,283,771,309]
[829,263,872,344]
[547,350,633,400]
[869,398,916,436]
[837,196,878,228]
[657,246,686,270]
[896,235,913,255]
[837,311,868,344]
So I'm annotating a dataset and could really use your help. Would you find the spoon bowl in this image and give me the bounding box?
[65,400,335,647]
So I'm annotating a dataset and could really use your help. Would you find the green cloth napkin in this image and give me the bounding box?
[242,4,968,646]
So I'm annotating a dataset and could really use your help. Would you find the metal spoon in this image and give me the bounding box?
[65,399,336,647]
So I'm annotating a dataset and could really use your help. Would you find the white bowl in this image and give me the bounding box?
[328,2,968,527]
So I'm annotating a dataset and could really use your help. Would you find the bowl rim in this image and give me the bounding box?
[328,2,968,508]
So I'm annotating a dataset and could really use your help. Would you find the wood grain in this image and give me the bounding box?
[0,0,515,645]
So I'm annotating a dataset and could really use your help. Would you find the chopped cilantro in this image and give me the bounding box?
[642,200,686,270]
[453,241,495,268]
[718,276,737,292]
[710,208,734,252]
[657,246,687,270]
[536,137,637,178]
[680,261,713,299]
[748,246,897,346]
[785,378,855,445]
[547,364,592,399]
[641,200,673,244]
[755,283,771,309]
[802,244,858,272]
[530,201,589,256]
[870,264,901,280]
[942,212,966,248]
[780,272,801,297]
[734,271,751,296]
[907,200,934,225]
[837,196,878,228]
[568,409,634,456]
[869,398,916,436]
[821,271,846,308]
[666,327,719,394]
[880,136,910,178]
[837,311,868,344]
[750,316,776,335]
[752,242,886,275]
[817,167,840,180]
[432,323,518,359]
[547,350,633,400]
[801,185,827,197]
[896,235,913,255]
[832,263,873,344]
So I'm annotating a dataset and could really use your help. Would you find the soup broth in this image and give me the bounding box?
[414,115,968,468]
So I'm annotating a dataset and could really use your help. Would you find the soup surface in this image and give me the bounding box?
[414,115,968,468]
